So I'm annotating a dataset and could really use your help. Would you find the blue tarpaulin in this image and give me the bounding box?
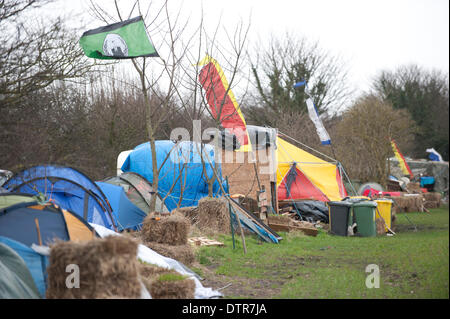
[121,141,225,211]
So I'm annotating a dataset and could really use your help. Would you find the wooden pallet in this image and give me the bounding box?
[268,222,319,237]
[188,237,224,247]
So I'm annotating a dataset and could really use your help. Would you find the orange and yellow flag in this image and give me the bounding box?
[391,139,414,179]
[197,55,251,152]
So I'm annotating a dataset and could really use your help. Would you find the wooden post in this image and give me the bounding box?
[34,218,43,246]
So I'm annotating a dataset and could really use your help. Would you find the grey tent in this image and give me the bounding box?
[0,242,41,299]
[103,172,168,213]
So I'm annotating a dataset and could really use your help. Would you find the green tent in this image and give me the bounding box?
[0,243,41,299]
[0,194,37,210]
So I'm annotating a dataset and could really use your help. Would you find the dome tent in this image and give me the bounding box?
[95,181,148,231]
[0,241,41,299]
[2,165,117,230]
[102,171,169,213]
[0,198,99,297]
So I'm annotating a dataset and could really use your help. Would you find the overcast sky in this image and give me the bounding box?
[59,0,449,97]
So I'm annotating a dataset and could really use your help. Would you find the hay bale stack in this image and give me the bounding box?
[141,212,190,245]
[391,195,424,213]
[196,197,230,234]
[143,242,195,266]
[46,236,140,299]
[423,192,442,209]
[149,273,196,299]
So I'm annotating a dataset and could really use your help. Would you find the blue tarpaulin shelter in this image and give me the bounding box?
[121,141,225,211]
[96,182,147,231]
[2,165,116,230]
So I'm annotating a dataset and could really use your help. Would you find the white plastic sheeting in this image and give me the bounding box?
[91,223,223,299]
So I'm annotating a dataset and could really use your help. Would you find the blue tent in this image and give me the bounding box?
[0,236,48,298]
[96,182,147,231]
[0,200,98,297]
[2,165,116,230]
[121,141,225,211]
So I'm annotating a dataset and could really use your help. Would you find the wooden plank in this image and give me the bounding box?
[188,237,224,247]
[229,197,282,240]
[267,223,291,232]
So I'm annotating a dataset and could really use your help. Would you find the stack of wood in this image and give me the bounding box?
[266,215,318,237]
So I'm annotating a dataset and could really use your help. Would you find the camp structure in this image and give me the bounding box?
[1,165,117,230]
[276,135,348,203]
[119,140,225,211]
[0,241,41,299]
[0,197,98,297]
[221,126,350,212]
[95,181,148,231]
[0,198,98,247]
[102,171,169,214]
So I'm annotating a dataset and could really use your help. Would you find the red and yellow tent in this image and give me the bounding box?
[276,137,347,202]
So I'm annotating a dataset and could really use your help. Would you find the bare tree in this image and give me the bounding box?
[245,32,352,127]
[333,94,417,186]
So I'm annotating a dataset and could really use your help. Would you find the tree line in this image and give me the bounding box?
[1,0,448,188]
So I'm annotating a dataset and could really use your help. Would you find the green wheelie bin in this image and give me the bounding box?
[353,201,378,237]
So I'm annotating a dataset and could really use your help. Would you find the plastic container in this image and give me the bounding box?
[327,201,353,236]
[374,199,393,232]
[353,201,378,237]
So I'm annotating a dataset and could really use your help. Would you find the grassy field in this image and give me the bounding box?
[195,205,449,299]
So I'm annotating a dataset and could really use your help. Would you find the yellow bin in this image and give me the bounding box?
[374,199,393,232]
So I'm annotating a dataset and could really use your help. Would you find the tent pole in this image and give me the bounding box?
[340,163,358,196]
[225,177,236,250]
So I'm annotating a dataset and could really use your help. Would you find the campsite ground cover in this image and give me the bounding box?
[194,206,449,299]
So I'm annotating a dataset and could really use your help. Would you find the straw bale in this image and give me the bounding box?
[143,242,195,265]
[424,201,439,209]
[391,195,424,213]
[149,274,195,299]
[46,236,140,299]
[196,197,230,234]
[406,182,422,194]
[423,192,442,203]
[141,212,190,245]
[138,262,177,281]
